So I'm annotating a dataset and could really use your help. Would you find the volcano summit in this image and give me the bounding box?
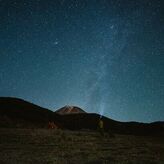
[55,105,86,115]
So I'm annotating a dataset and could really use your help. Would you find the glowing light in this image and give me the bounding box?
[99,102,105,118]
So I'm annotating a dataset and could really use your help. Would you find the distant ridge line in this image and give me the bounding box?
[0,97,164,136]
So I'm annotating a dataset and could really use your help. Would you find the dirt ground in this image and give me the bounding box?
[0,128,164,164]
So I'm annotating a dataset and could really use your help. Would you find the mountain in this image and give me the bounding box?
[53,113,164,136]
[55,105,86,115]
[0,97,163,136]
[0,97,54,128]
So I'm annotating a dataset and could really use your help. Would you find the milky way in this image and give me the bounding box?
[0,0,164,122]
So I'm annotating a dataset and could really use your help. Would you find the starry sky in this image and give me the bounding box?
[0,0,164,122]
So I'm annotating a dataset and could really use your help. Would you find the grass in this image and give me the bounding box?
[0,128,164,164]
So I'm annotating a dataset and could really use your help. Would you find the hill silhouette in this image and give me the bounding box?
[0,97,163,136]
[0,97,54,128]
[53,113,164,136]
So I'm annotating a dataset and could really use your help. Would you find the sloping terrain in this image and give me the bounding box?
[0,97,164,163]
[0,97,54,128]
[54,113,164,136]
[0,97,164,136]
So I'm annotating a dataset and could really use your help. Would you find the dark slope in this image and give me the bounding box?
[53,113,164,136]
[0,97,55,128]
[0,97,163,136]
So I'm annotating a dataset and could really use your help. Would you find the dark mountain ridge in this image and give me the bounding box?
[0,97,163,136]
[0,97,54,128]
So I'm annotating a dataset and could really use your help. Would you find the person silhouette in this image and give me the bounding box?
[98,117,104,136]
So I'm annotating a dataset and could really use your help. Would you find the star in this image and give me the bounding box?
[52,40,59,45]
[110,25,114,29]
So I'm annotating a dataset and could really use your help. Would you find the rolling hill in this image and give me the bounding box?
[0,97,54,128]
[0,97,163,136]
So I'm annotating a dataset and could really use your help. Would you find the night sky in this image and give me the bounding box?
[0,0,164,122]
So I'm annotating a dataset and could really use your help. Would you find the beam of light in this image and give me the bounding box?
[99,102,105,118]
[84,53,108,116]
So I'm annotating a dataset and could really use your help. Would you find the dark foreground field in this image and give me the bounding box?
[0,129,164,164]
